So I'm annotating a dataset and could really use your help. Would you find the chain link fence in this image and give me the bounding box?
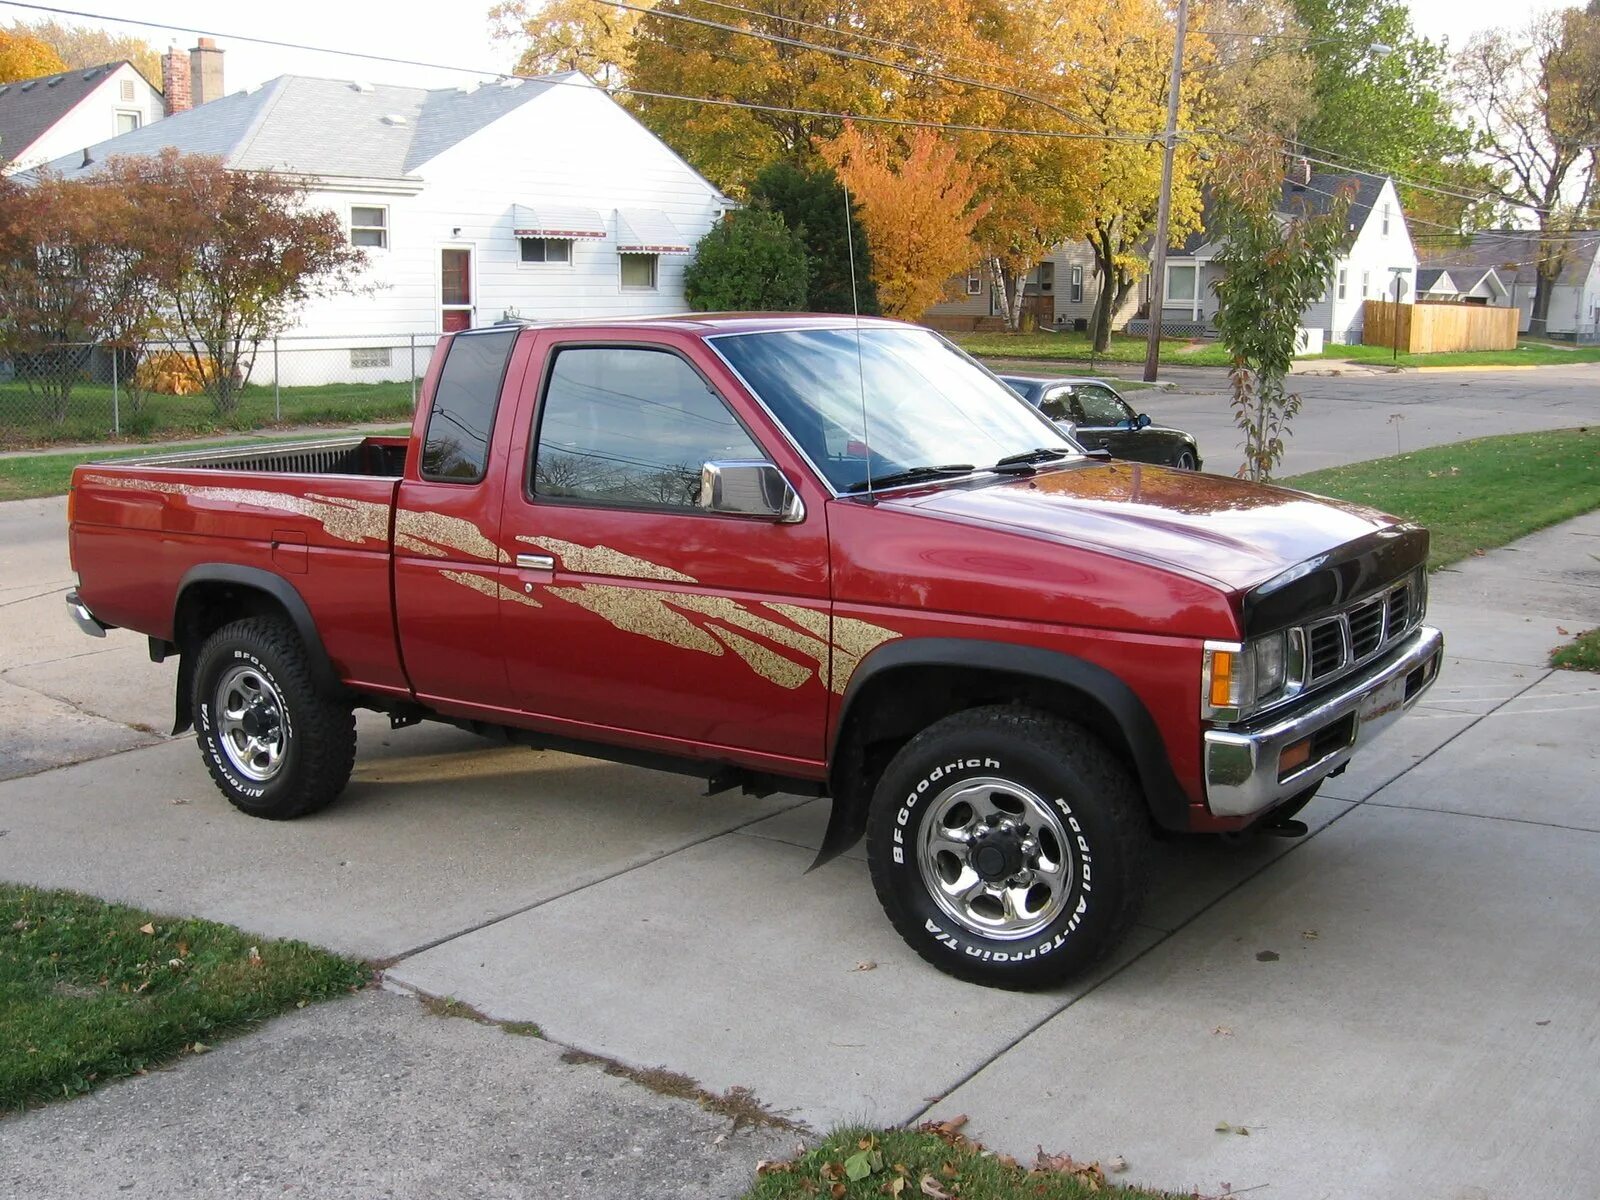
[0,333,437,449]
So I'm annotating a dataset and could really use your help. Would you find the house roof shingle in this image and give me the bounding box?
[1177,171,1389,256]
[41,72,573,181]
[1416,229,1600,289]
[0,62,128,165]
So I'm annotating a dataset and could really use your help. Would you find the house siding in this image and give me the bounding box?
[923,241,1133,331]
[281,82,728,381]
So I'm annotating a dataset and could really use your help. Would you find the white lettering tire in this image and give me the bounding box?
[865,705,1149,989]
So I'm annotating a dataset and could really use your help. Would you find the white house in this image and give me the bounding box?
[0,61,163,173]
[1417,230,1600,338]
[1152,171,1419,345]
[44,71,734,382]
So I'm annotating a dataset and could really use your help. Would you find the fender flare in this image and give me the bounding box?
[814,637,1192,867]
[169,564,344,733]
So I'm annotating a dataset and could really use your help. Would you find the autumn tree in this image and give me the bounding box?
[684,209,809,310]
[5,19,160,84]
[0,29,64,83]
[490,0,647,86]
[818,124,986,319]
[748,162,877,313]
[1211,144,1351,480]
[1455,10,1600,334]
[115,152,368,416]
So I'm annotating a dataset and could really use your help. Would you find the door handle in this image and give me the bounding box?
[516,553,555,570]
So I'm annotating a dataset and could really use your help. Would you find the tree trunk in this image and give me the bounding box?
[1088,226,1117,352]
[1009,269,1028,333]
[1530,262,1558,338]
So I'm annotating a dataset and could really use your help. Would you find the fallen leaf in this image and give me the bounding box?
[755,1161,784,1176]
[831,1185,847,1199]
[853,960,877,972]
[190,1042,208,1054]
[820,1162,844,1182]
[1557,627,1570,636]
[882,1178,906,1197]
[995,1154,1018,1169]
[170,798,189,805]
[138,923,155,935]
[1255,950,1279,962]
[1108,1155,1129,1173]
[919,1175,951,1199]
[1301,930,1319,940]
[1212,1026,1233,1037]
[1536,1019,1551,1027]
[247,946,263,966]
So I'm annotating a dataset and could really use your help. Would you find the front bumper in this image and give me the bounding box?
[65,589,111,638]
[1204,625,1444,819]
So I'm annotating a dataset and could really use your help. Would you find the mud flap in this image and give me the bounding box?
[807,796,868,872]
[171,653,194,735]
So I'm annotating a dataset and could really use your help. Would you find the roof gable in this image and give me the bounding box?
[0,62,130,165]
[1416,230,1600,288]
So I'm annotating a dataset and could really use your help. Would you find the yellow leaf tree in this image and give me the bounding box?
[490,0,649,87]
[5,20,160,86]
[819,123,988,318]
[0,30,65,85]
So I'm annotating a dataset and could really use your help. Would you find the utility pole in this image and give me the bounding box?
[1143,0,1189,383]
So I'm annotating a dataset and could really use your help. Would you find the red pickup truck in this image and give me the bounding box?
[66,315,1443,987]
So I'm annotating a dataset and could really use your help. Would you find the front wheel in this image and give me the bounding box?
[1174,449,1198,470]
[865,706,1150,989]
[192,617,356,819]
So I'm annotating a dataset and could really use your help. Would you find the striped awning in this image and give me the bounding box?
[615,207,691,253]
[512,203,607,240]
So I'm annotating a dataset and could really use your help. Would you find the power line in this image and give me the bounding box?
[1284,141,1562,219]
[0,0,1163,146]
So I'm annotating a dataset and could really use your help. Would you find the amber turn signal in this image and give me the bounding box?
[1208,650,1234,709]
[1279,737,1312,777]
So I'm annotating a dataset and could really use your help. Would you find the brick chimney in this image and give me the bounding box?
[162,45,191,115]
[189,37,224,107]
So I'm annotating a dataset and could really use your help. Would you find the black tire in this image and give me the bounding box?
[865,705,1150,989]
[1174,449,1198,470]
[192,616,356,819]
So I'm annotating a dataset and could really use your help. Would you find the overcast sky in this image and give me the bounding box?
[0,0,1580,93]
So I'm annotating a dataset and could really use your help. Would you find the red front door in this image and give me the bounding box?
[441,248,472,331]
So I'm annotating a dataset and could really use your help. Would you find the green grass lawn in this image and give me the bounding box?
[1551,628,1600,672]
[0,379,416,450]
[1331,341,1600,369]
[742,1125,1181,1200]
[0,428,410,502]
[955,331,1235,367]
[1284,428,1600,568]
[0,884,368,1111]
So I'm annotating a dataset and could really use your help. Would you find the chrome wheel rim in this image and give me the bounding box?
[216,664,287,782]
[915,776,1073,941]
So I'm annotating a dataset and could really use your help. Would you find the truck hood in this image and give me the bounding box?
[880,461,1407,593]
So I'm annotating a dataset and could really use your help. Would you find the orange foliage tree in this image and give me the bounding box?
[0,29,64,84]
[819,124,988,319]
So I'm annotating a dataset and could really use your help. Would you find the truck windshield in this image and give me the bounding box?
[711,326,1076,493]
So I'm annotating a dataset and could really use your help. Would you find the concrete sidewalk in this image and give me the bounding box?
[2,504,1599,1196]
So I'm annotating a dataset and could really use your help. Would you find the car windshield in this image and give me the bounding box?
[711,326,1076,493]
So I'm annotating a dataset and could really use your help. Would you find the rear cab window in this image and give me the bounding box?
[421,328,519,482]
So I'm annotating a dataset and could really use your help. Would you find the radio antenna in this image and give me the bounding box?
[842,179,871,495]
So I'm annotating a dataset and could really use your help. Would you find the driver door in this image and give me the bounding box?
[494,337,832,764]
[1068,383,1139,456]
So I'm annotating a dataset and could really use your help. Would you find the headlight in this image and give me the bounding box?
[1203,632,1297,721]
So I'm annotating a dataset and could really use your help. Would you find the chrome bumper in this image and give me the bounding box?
[65,589,110,638]
[1204,625,1444,819]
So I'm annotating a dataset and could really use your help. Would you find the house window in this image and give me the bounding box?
[620,253,657,290]
[350,206,388,249]
[1338,269,1347,300]
[1165,264,1197,304]
[350,347,392,369]
[520,237,572,264]
[1382,204,1391,236]
[115,111,140,136]
[965,269,982,296]
[1032,262,1055,293]
[119,79,135,102]
[1070,265,1083,303]
[1362,271,1371,297]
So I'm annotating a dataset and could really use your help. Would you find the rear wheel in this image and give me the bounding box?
[192,617,355,819]
[1174,449,1198,470]
[865,706,1150,989]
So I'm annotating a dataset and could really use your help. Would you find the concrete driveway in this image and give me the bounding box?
[3,369,1599,1198]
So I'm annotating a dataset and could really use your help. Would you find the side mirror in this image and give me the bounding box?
[1136,413,1152,429]
[700,461,805,523]
[1054,419,1079,442]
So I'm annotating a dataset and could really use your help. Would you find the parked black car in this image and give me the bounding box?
[999,375,1202,470]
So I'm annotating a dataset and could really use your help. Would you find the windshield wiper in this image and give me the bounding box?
[843,464,976,494]
[991,447,1073,473]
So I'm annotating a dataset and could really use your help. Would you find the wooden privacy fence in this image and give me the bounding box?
[1362,300,1519,353]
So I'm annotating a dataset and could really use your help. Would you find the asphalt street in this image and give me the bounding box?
[1,363,1598,1198]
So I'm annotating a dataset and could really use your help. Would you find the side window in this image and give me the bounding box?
[1075,385,1132,427]
[533,347,764,510]
[1039,388,1074,422]
[420,328,517,482]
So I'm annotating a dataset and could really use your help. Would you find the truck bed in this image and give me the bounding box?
[114,435,409,478]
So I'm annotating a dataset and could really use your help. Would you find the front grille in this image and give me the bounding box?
[1308,619,1346,679]
[1347,595,1387,658]
[1387,583,1412,633]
